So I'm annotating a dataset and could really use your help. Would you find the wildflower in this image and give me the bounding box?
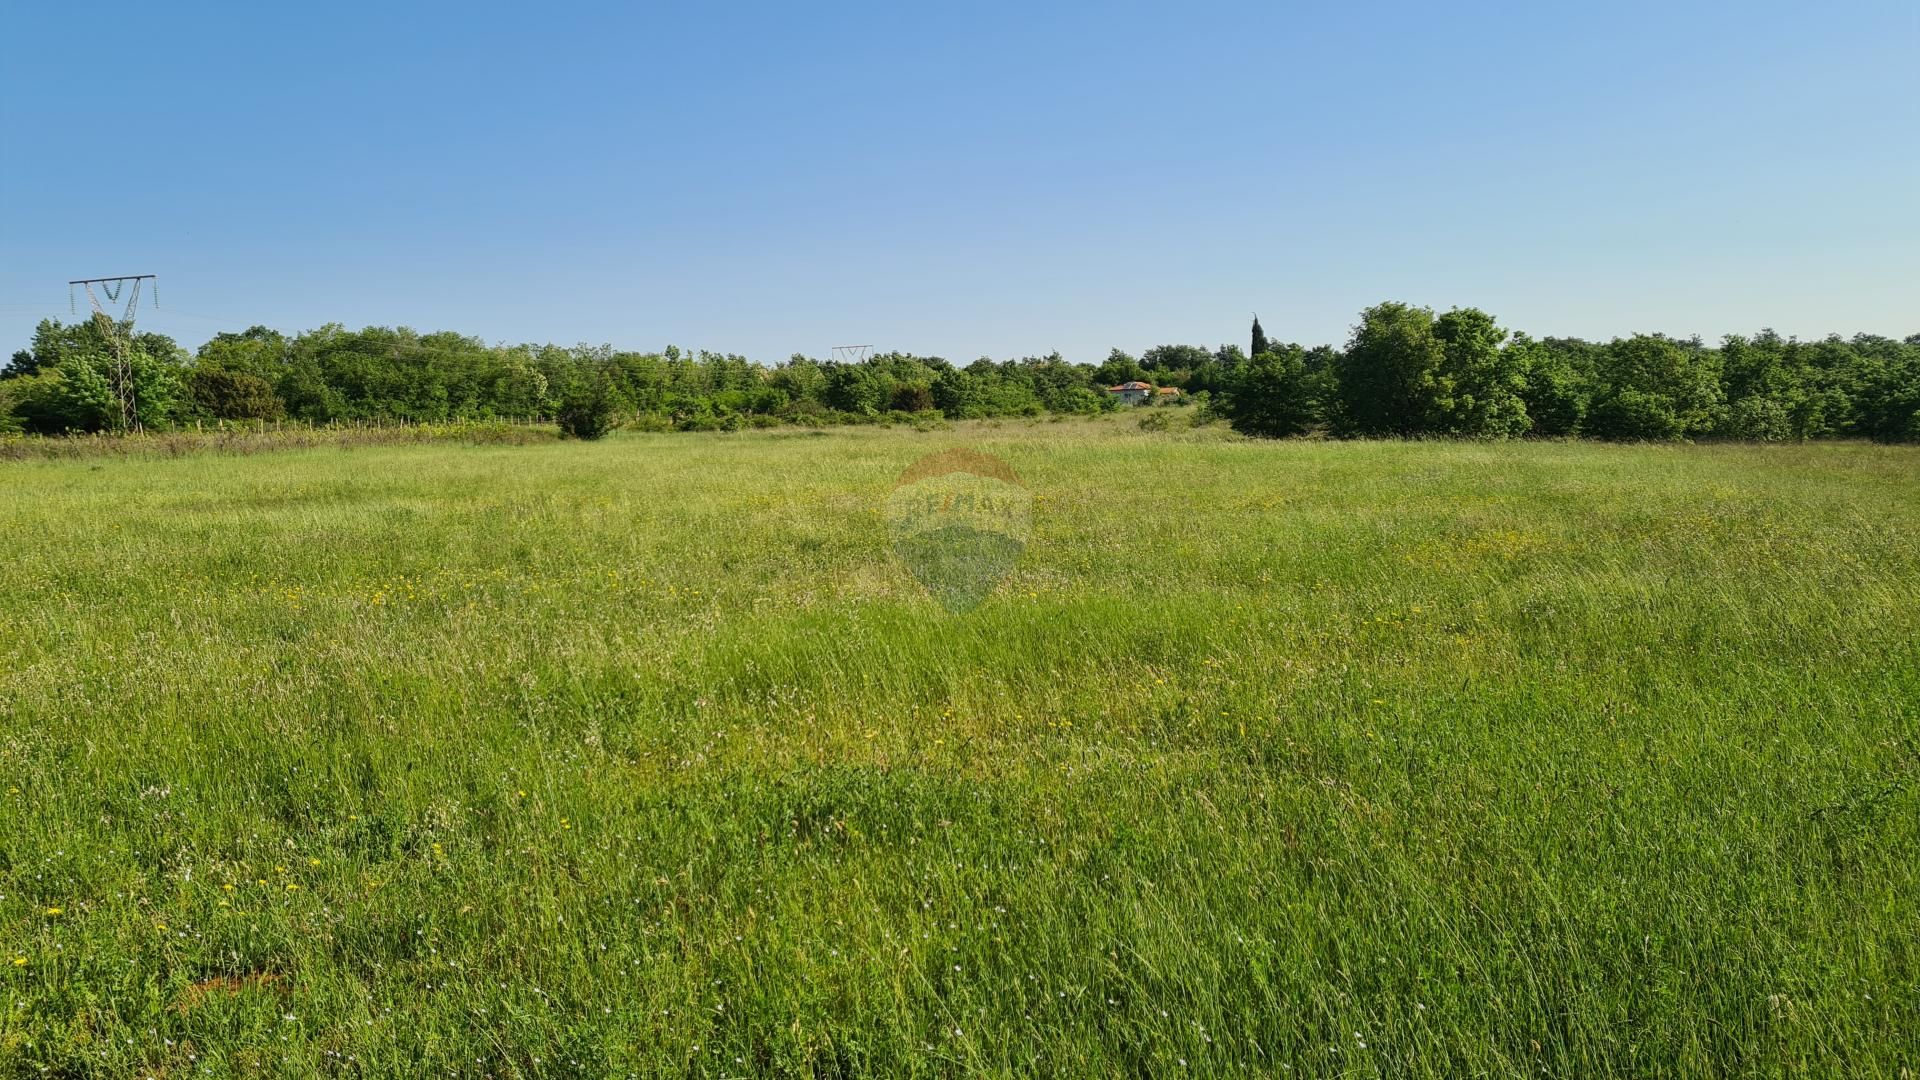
[308,858,322,867]
[43,907,61,917]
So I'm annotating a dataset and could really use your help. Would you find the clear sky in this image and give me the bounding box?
[3,1,1916,364]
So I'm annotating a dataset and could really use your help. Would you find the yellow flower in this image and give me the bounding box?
[155,923,169,932]
[10,957,25,967]
[222,883,236,892]
[284,884,300,892]
[43,907,61,917]
[308,858,322,867]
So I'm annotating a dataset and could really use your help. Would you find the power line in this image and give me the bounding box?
[68,274,157,433]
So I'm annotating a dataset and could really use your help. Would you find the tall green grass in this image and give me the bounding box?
[1,417,1915,1077]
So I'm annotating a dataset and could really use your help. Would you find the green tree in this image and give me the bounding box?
[1585,335,1722,439]
[890,383,935,412]
[556,375,617,439]
[823,364,883,414]
[1431,308,1530,437]
[1221,346,1317,437]
[1095,349,1145,387]
[1139,345,1214,373]
[1853,336,1920,441]
[184,368,286,421]
[1509,334,1591,436]
[37,343,183,432]
[1333,302,1445,436]
[196,326,290,380]
[5,319,180,381]
[930,369,979,418]
[1250,315,1269,359]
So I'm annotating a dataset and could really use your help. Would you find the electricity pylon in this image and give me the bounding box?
[69,274,157,432]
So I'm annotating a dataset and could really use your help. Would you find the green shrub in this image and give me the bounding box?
[1586,388,1685,440]
[1723,396,1795,441]
[186,367,286,421]
[556,379,617,440]
[889,384,934,412]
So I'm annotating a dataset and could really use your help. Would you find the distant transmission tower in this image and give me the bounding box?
[832,344,872,364]
[69,274,158,432]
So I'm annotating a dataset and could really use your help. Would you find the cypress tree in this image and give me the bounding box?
[1251,315,1270,358]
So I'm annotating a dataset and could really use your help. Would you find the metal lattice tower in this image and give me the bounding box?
[69,274,157,432]
[832,344,872,364]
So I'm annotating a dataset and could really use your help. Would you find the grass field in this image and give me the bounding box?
[1,417,1916,1077]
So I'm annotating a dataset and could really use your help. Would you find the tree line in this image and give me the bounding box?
[3,307,1917,441]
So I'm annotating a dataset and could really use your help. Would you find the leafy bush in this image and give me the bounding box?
[185,368,287,421]
[889,384,934,413]
[1585,389,1686,440]
[1723,396,1795,441]
[556,379,617,440]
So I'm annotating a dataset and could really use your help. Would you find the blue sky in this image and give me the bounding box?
[3,1,1915,363]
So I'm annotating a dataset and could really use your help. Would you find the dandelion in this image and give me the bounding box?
[11,957,26,967]
[43,907,61,917]
[308,858,322,867]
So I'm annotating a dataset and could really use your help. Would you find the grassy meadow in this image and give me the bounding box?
[1,416,1916,1077]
